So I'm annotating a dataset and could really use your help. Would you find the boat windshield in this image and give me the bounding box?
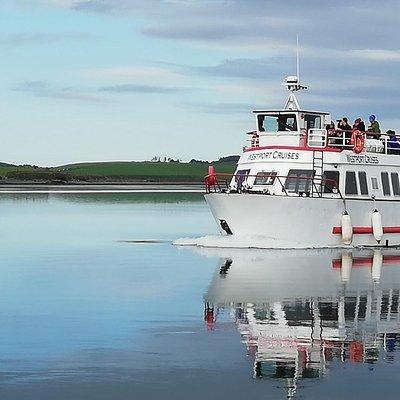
[258,114,297,132]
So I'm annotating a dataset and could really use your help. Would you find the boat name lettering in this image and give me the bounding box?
[346,154,379,164]
[248,151,299,161]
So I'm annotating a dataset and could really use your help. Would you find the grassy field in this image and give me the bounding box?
[0,160,237,183]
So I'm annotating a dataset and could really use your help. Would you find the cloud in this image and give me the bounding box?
[13,80,186,102]
[87,66,188,94]
[7,2,400,118]
[88,66,182,83]
[350,49,400,62]
[185,58,285,80]
[142,21,297,42]
[0,32,95,45]
[13,81,105,103]
[10,1,400,53]
[184,102,257,115]
[99,84,183,93]
[71,0,117,12]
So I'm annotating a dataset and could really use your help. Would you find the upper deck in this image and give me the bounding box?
[247,112,397,157]
[245,75,399,157]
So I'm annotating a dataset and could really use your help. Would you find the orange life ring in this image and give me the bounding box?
[350,130,365,154]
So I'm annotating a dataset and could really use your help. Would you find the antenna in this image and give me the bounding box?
[296,35,300,80]
[282,36,307,110]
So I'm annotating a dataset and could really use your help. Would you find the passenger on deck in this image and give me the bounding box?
[326,121,341,147]
[326,121,335,138]
[336,117,352,147]
[387,130,400,154]
[367,114,381,137]
[325,121,335,131]
[353,118,366,132]
[338,117,352,131]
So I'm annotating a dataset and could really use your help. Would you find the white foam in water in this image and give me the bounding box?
[173,234,356,250]
[174,234,307,249]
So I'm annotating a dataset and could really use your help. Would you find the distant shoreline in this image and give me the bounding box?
[0,159,237,185]
[0,181,205,186]
[0,183,204,193]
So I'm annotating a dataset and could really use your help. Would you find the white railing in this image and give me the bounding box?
[307,129,327,148]
[244,129,400,155]
[327,130,400,155]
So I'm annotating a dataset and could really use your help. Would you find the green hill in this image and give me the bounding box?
[0,159,238,184]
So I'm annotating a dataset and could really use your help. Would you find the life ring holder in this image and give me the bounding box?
[350,130,365,154]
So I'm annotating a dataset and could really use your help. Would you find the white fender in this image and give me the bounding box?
[341,252,353,284]
[341,212,353,245]
[371,250,383,283]
[371,209,383,243]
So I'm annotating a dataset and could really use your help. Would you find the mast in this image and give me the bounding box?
[283,36,307,110]
[296,34,300,81]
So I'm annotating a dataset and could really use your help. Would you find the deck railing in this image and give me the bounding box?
[317,129,400,155]
[247,129,400,155]
[204,172,343,200]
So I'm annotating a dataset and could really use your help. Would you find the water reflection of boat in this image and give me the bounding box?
[202,249,400,398]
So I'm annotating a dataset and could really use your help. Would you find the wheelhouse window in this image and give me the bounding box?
[323,171,339,193]
[345,171,358,195]
[285,169,314,193]
[258,114,297,132]
[254,171,277,186]
[381,172,391,196]
[358,171,369,195]
[391,173,400,196]
[304,114,322,129]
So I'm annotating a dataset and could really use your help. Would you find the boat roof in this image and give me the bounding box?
[252,109,330,115]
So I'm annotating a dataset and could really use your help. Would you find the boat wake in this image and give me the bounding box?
[173,235,349,250]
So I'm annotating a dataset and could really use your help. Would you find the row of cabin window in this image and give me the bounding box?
[257,114,322,132]
[282,170,400,196]
[250,169,315,192]
[345,171,400,196]
[251,169,339,194]
[284,169,339,194]
[237,168,400,197]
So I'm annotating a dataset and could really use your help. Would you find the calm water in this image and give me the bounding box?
[0,192,399,399]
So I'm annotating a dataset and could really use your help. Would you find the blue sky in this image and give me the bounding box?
[1,0,400,165]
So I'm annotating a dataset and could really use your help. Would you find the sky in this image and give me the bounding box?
[1,0,400,166]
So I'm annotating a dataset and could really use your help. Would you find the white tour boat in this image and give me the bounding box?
[205,75,400,248]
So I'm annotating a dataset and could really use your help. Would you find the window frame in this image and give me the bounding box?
[323,170,340,193]
[345,171,358,195]
[381,172,391,196]
[284,169,314,193]
[253,171,278,186]
[304,114,322,129]
[391,172,400,196]
[358,171,369,195]
[234,169,251,188]
[371,177,379,190]
[257,113,298,133]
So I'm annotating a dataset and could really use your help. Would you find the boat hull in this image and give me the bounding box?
[205,193,400,248]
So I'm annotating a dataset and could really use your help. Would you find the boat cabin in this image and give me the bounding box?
[247,76,331,148]
[253,109,331,148]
